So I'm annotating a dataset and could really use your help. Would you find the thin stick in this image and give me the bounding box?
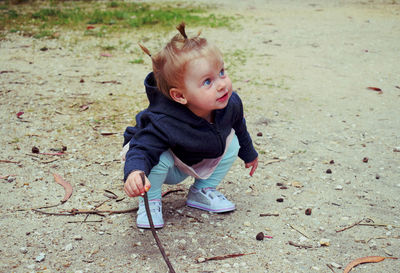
[67,220,103,224]
[0,159,20,164]
[264,159,282,165]
[31,207,138,216]
[289,224,310,238]
[326,263,336,273]
[197,252,256,263]
[358,223,400,228]
[174,210,203,223]
[336,218,364,233]
[140,172,176,273]
[288,241,313,249]
[161,189,184,197]
[259,213,279,217]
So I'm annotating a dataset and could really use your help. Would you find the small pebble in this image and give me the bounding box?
[369,239,377,250]
[35,253,46,262]
[65,243,74,251]
[319,238,330,246]
[330,262,342,269]
[335,185,343,190]
[7,177,15,183]
[74,235,83,241]
[291,181,303,188]
[197,257,206,263]
[243,221,251,227]
[26,264,36,270]
[20,247,28,254]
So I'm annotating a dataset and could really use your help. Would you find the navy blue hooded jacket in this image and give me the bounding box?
[123,72,258,181]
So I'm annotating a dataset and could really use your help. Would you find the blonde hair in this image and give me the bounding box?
[139,22,222,100]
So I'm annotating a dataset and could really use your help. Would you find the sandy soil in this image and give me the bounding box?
[1,0,400,272]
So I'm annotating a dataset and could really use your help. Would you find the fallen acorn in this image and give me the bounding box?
[32,146,40,154]
[256,232,273,241]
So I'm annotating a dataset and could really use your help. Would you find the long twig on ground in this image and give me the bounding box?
[0,159,20,164]
[174,210,203,223]
[289,224,310,238]
[358,223,400,228]
[32,207,139,216]
[336,218,364,233]
[196,252,256,263]
[288,241,313,249]
[326,263,336,273]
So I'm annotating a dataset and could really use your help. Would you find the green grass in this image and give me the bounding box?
[0,1,233,39]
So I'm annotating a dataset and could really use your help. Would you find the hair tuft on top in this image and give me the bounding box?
[176,22,188,39]
[138,22,222,100]
[138,43,151,57]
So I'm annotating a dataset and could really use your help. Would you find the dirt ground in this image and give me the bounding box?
[1,0,400,272]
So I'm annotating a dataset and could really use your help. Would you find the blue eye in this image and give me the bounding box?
[219,69,225,77]
[203,79,211,86]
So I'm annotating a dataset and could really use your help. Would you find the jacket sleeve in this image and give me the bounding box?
[231,94,258,163]
[123,116,170,181]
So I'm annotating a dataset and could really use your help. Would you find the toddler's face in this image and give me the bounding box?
[181,54,232,121]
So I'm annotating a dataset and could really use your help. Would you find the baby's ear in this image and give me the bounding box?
[169,88,187,105]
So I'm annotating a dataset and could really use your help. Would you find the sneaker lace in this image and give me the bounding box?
[148,201,162,213]
[203,188,227,200]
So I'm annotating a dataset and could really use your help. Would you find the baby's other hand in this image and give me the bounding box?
[124,171,151,197]
[245,157,258,176]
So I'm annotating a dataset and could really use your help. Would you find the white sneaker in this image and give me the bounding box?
[186,186,235,213]
[136,199,164,229]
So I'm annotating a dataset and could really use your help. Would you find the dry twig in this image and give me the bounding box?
[336,218,364,233]
[288,241,313,249]
[196,252,256,263]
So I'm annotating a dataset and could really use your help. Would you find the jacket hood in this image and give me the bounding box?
[144,72,206,125]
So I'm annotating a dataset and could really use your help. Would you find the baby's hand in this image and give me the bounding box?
[124,171,151,197]
[245,157,258,177]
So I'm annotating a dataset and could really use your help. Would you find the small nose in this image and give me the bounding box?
[217,79,226,91]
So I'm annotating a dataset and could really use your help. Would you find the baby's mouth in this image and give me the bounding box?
[217,92,229,102]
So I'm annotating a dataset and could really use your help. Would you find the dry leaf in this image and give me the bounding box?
[53,173,73,203]
[343,256,398,273]
[291,181,303,188]
[367,87,383,94]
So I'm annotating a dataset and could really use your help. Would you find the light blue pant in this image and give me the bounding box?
[145,134,240,200]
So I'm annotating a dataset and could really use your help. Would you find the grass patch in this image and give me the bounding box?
[0,1,234,38]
